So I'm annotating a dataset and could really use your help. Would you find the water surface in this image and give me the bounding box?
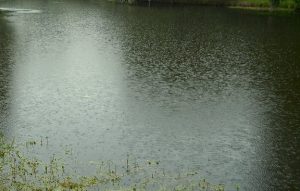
[0,0,300,190]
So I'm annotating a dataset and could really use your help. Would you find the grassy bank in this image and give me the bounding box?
[0,135,236,191]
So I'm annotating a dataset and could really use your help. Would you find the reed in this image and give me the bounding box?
[0,135,236,191]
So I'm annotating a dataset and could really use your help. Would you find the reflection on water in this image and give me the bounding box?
[0,15,14,134]
[119,7,300,190]
[0,0,300,190]
[0,8,41,13]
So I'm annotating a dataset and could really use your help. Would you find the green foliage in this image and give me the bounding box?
[295,0,300,8]
[271,0,280,7]
[237,0,299,9]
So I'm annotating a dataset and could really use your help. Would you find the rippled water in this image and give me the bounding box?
[0,0,300,190]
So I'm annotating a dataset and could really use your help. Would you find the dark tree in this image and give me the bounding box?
[270,0,280,7]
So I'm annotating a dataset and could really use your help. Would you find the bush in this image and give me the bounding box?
[295,0,300,8]
[271,0,280,7]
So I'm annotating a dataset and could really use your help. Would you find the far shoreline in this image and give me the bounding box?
[112,0,299,12]
[0,1,299,12]
[227,5,295,12]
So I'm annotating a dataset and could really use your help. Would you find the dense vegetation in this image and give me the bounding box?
[257,0,298,8]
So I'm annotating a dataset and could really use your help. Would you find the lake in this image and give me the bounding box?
[0,0,300,190]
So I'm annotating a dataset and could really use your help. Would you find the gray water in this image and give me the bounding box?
[1,0,300,190]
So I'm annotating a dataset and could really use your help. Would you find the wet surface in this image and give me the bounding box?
[0,0,300,190]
